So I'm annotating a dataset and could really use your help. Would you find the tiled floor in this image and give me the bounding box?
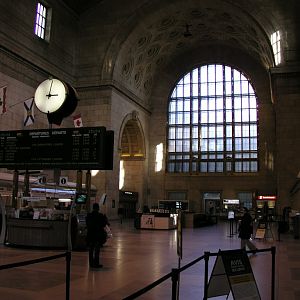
[0,219,299,299]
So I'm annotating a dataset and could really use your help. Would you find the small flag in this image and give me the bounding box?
[24,98,35,126]
[0,86,7,114]
[73,114,83,127]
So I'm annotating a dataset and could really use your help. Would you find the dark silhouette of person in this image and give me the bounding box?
[86,203,109,268]
[238,207,257,253]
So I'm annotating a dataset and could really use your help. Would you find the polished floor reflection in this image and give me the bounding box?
[0,219,299,299]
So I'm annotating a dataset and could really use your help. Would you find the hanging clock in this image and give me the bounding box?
[34,78,78,125]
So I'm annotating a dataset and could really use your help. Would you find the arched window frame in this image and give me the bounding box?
[166,64,259,174]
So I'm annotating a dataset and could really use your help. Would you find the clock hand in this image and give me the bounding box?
[46,79,54,99]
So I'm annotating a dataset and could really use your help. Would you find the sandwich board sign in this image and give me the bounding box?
[207,249,261,299]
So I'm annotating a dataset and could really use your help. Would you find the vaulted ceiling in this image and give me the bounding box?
[61,0,298,103]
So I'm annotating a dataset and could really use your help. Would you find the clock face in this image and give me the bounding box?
[34,79,67,114]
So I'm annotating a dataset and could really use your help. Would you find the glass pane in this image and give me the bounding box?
[235,162,242,172]
[242,125,249,137]
[208,111,215,123]
[226,110,232,122]
[225,82,231,95]
[192,139,198,151]
[216,110,223,122]
[176,140,183,151]
[192,84,198,96]
[249,109,257,121]
[169,141,175,152]
[226,126,232,137]
[177,127,183,138]
[201,99,208,110]
[234,81,241,94]
[241,81,248,94]
[225,66,231,81]
[169,113,176,124]
[208,65,215,81]
[216,139,223,151]
[184,84,190,97]
[208,139,216,151]
[215,65,223,81]
[192,112,198,123]
[184,73,190,84]
[177,100,183,111]
[183,140,190,151]
[169,127,176,139]
[208,83,215,95]
[215,82,223,95]
[234,97,242,108]
[200,66,207,82]
[242,96,249,108]
[169,101,176,112]
[201,83,208,96]
[216,98,223,109]
[192,68,198,82]
[208,126,216,138]
[201,126,208,138]
[216,162,223,172]
[242,109,249,122]
[177,113,183,124]
[184,99,190,111]
[183,127,190,138]
[208,162,215,172]
[183,112,190,124]
[243,138,250,150]
[235,125,242,137]
[183,162,189,172]
[208,98,216,110]
[201,139,208,151]
[200,162,207,172]
[177,84,183,97]
[235,109,241,122]
[192,126,198,138]
[235,138,242,150]
[226,138,232,151]
[201,111,208,123]
[192,98,198,110]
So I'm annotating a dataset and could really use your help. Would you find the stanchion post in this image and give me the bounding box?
[203,251,210,300]
[66,251,71,300]
[271,246,276,300]
[171,268,179,300]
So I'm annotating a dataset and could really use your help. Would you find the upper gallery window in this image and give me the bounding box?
[34,2,51,40]
[270,31,281,66]
[167,64,259,174]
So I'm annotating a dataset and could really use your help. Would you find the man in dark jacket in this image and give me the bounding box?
[86,203,109,268]
[238,207,257,252]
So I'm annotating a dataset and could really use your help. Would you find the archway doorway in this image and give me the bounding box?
[118,111,145,218]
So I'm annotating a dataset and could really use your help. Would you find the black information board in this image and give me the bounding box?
[0,127,114,170]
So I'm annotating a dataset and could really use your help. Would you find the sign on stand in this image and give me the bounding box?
[207,249,261,300]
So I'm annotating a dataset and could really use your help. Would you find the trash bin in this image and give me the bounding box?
[292,215,300,239]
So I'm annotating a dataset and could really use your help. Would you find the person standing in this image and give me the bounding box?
[238,207,257,253]
[86,203,109,268]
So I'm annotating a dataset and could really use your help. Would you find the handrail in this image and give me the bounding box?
[0,251,71,300]
[123,247,276,300]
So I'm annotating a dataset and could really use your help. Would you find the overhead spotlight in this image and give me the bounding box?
[183,24,192,37]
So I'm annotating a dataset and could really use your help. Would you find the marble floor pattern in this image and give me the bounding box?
[0,219,299,299]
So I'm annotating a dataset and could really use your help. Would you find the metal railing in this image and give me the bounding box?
[0,251,71,300]
[123,247,276,300]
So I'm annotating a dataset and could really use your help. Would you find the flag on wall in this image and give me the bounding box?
[73,113,83,127]
[24,98,34,126]
[0,86,7,114]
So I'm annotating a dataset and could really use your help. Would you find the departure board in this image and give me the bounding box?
[0,127,114,170]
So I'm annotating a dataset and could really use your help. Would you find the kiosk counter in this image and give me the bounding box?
[140,210,177,230]
[6,218,69,248]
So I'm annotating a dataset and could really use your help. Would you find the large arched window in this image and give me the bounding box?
[167,64,258,173]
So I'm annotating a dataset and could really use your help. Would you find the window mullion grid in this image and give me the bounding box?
[231,67,235,172]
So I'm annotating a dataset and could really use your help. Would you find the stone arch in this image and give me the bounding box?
[118,110,146,160]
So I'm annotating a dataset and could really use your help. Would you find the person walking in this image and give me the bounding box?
[238,207,257,253]
[86,203,109,268]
